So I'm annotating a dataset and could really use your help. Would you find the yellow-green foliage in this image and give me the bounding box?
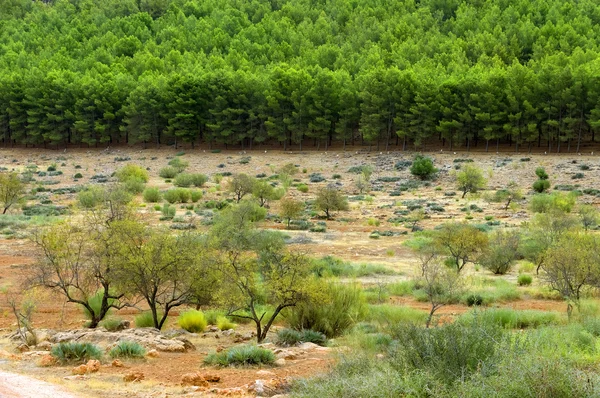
[115,164,148,183]
[216,315,236,331]
[178,310,207,333]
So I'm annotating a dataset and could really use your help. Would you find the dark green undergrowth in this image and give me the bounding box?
[204,345,275,367]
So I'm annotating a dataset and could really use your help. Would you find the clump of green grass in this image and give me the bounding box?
[178,310,207,333]
[216,316,236,331]
[135,311,157,328]
[51,342,102,364]
[517,274,533,286]
[204,345,275,366]
[461,309,560,329]
[365,304,428,326]
[99,317,125,331]
[109,341,146,359]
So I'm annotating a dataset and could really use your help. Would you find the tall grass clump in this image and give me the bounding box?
[460,309,560,329]
[82,291,115,326]
[109,341,146,359]
[135,311,158,328]
[216,315,236,331]
[51,342,102,364]
[365,304,428,326]
[204,345,275,366]
[178,310,207,333]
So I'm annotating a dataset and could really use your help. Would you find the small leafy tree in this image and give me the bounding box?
[542,232,600,319]
[252,180,282,207]
[406,209,425,232]
[228,173,255,203]
[168,157,189,173]
[490,181,522,210]
[478,230,521,275]
[0,172,25,214]
[116,224,209,330]
[279,197,304,227]
[315,186,348,219]
[417,253,464,328]
[434,223,488,273]
[410,155,437,180]
[210,204,317,342]
[578,204,599,231]
[456,164,487,198]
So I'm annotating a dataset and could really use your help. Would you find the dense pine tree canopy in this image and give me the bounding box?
[1,0,600,151]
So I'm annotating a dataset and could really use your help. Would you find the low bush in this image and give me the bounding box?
[109,341,146,359]
[143,187,161,203]
[164,188,191,203]
[309,173,325,183]
[216,316,236,331]
[285,282,367,338]
[51,342,102,364]
[174,173,208,187]
[410,155,437,180]
[276,328,327,346]
[517,274,533,286]
[99,317,125,332]
[135,312,157,328]
[116,164,148,183]
[178,310,207,333]
[159,166,178,179]
[74,173,83,179]
[204,345,275,366]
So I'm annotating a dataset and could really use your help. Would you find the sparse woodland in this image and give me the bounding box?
[2,0,600,396]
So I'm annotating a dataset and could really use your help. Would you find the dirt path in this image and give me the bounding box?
[0,371,79,398]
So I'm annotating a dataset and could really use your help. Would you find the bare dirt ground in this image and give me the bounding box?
[0,146,598,396]
[0,370,80,398]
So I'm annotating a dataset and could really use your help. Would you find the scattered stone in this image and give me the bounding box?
[274,359,286,366]
[35,341,53,351]
[72,365,88,375]
[38,354,56,367]
[86,359,101,373]
[16,343,29,353]
[111,359,124,368]
[256,370,276,377]
[208,326,219,333]
[203,374,221,383]
[216,345,225,353]
[64,375,88,381]
[221,329,235,337]
[297,342,320,350]
[247,378,289,397]
[146,349,159,358]
[123,371,145,382]
[181,372,209,387]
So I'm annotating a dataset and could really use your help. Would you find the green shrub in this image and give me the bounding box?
[190,190,202,202]
[535,167,549,180]
[410,155,437,180]
[466,294,484,306]
[124,177,145,194]
[99,317,125,332]
[161,203,176,219]
[51,342,102,364]
[285,282,367,337]
[77,187,105,208]
[109,341,146,359]
[204,345,275,366]
[276,329,327,346]
[116,164,148,183]
[164,188,191,203]
[216,315,236,331]
[168,157,189,172]
[135,311,157,328]
[74,173,83,179]
[174,173,208,188]
[517,274,533,286]
[178,310,207,333]
[390,318,507,385]
[532,179,550,193]
[159,166,178,178]
[143,187,161,202]
[297,183,309,193]
[204,310,225,325]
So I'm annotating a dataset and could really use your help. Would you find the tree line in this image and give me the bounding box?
[1,0,600,151]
